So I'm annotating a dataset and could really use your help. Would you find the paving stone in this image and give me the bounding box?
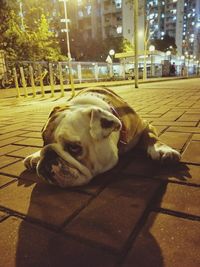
[0,174,16,188]
[19,132,42,138]
[0,137,26,147]
[14,138,43,147]
[0,130,27,141]
[0,216,116,267]
[0,180,91,226]
[168,126,200,133]
[64,177,161,252]
[152,121,197,127]
[8,146,40,158]
[181,141,200,164]
[0,155,20,168]
[158,111,184,121]
[0,160,41,183]
[20,126,43,132]
[122,213,200,267]
[185,110,200,114]
[178,113,200,122]
[192,134,200,141]
[0,124,27,134]
[0,144,24,156]
[0,211,9,222]
[159,131,190,151]
[156,183,200,217]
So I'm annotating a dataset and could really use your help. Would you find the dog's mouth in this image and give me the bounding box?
[37,147,90,188]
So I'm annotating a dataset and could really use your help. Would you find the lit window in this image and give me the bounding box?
[86,5,92,15]
[115,0,122,8]
[189,38,194,42]
[149,14,155,19]
[77,0,82,6]
[116,26,122,34]
[161,31,165,36]
[161,14,165,18]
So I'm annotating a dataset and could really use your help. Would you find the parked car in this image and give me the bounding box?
[125,67,151,79]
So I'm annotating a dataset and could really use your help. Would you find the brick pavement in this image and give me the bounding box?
[0,78,200,267]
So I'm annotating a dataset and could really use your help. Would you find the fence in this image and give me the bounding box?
[0,60,199,97]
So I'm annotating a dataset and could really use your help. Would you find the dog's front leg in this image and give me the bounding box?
[140,123,181,162]
[24,150,41,170]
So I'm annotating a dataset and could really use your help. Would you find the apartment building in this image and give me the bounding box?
[146,0,200,57]
[62,0,123,41]
[58,0,200,58]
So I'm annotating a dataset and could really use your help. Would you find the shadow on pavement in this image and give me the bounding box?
[15,157,191,267]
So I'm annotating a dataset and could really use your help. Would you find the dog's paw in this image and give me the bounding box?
[147,144,181,162]
[23,151,41,170]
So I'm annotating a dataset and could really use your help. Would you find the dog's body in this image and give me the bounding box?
[24,87,180,188]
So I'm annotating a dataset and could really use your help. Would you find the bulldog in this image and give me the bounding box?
[24,87,180,188]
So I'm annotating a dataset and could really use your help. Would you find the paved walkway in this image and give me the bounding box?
[0,78,200,267]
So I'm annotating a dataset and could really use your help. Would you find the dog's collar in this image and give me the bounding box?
[110,106,128,150]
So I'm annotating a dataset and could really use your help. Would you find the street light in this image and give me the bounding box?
[149,45,155,77]
[109,49,115,57]
[166,50,171,61]
[134,0,139,88]
[59,0,75,97]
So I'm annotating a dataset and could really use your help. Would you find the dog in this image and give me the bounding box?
[24,87,180,188]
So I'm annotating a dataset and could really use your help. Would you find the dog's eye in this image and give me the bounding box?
[64,143,82,156]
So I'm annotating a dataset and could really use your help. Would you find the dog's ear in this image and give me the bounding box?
[42,106,68,145]
[89,108,122,140]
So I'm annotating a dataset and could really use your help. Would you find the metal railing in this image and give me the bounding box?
[0,60,199,97]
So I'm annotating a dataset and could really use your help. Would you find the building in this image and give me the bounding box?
[146,0,200,57]
[61,0,123,41]
[57,0,200,59]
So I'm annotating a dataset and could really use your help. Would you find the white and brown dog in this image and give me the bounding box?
[24,87,180,188]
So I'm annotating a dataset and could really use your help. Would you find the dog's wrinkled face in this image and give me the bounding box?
[37,105,121,187]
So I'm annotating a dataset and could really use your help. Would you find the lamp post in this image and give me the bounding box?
[134,0,139,88]
[166,50,171,62]
[109,49,115,78]
[149,45,155,78]
[59,0,75,97]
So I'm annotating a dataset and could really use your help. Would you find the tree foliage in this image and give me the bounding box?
[151,35,177,54]
[0,0,63,62]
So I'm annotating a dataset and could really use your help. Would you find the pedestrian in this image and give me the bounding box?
[170,62,176,76]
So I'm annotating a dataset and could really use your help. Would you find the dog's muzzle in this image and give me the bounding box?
[37,145,89,188]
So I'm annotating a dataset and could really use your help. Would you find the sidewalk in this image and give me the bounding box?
[0,78,200,267]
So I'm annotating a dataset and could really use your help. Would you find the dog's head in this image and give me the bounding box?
[37,104,122,187]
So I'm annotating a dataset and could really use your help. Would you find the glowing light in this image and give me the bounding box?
[149,45,155,52]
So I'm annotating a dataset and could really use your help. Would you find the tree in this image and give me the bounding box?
[151,35,177,54]
[0,2,63,62]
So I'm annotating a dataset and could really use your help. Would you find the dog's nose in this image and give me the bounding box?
[37,147,60,184]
